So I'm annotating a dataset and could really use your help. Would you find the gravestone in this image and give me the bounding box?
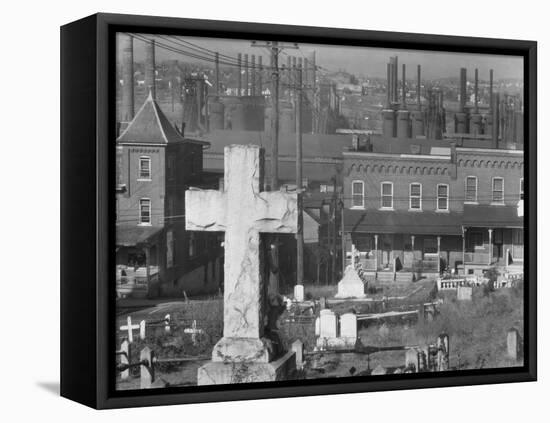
[294,284,305,302]
[507,328,520,362]
[457,285,473,301]
[186,145,298,385]
[371,365,387,375]
[405,348,419,372]
[335,266,366,299]
[291,339,304,370]
[340,312,357,348]
[319,309,337,339]
[314,317,320,336]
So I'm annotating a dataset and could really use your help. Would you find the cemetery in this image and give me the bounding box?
[115,145,524,390]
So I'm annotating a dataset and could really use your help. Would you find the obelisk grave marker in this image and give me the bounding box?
[186,145,298,384]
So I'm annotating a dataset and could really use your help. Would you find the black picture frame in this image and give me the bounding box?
[60,12,537,409]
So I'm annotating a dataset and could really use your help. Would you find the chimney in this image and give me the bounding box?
[417,64,421,109]
[393,56,399,103]
[258,56,263,94]
[492,92,500,148]
[382,62,396,137]
[121,34,134,122]
[145,39,156,100]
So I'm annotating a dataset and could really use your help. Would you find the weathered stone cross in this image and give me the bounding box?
[186,145,297,363]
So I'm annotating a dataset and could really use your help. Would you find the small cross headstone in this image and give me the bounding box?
[164,314,171,333]
[184,319,204,345]
[120,316,140,343]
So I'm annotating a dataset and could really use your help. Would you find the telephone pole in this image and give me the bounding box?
[295,64,304,286]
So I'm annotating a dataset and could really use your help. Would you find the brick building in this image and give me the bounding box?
[116,92,223,297]
[342,136,523,281]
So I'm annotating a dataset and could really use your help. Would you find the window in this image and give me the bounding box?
[139,198,151,225]
[465,176,477,203]
[381,182,393,209]
[437,184,449,211]
[351,180,364,208]
[409,183,422,210]
[492,177,504,204]
[139,156,151,180]
[520,178,524,200]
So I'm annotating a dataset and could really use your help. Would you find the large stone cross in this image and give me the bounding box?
[186,145,297,363]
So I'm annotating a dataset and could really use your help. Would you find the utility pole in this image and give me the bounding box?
[295,64,304,286]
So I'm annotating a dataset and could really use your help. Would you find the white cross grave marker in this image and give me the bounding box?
[186,145,297,362]
[119,316,140,343]
[184,319,204,345]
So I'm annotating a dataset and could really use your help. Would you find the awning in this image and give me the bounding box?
[463,205,523,228]
[344,209,462,236]
[116,225,163,247]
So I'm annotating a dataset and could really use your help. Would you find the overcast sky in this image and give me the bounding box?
[118,33,523,81]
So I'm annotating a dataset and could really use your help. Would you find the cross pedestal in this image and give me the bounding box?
[186,145,298,385]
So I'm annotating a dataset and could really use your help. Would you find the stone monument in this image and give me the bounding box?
[335,246,366,299]
[186,145,298,384]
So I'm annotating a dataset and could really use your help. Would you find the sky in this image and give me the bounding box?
[117,33,523,81]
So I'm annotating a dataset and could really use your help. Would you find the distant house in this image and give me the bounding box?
[116,92,223,298]
[342,136,524,281]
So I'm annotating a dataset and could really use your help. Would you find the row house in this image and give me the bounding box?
[115,92,224,298]
[342,141,523,281]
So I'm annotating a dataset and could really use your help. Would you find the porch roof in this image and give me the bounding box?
[463,205,523,228]
[344,209,462,235]
[116,225,163,247]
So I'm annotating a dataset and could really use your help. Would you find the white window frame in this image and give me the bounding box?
[464,176,478,204]
[492,177,505,205]
[409,183,422,211]
[519,178,524,201]
[351,180,365,209]
[139,198,152,225]
[436,184,449,212]
[138,156,152,181]
[380,182,394,210]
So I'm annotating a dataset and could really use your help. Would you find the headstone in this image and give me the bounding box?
[314,317,320,336]
[319,297,327,310]
[319,309,337,339]
[120,315,140,343]
[139,320,146,340]
[457,285,473,301]
[294,284,305,302]
[340,313,357,346]
[187,145,298,385]
[140,346,154,389]
[291,339,304,370]
[507,328,520,362]
[164,314,171,333]
[184,320,203,345]
[335,265,366,299]
[119,339,131,380]
[371,365,387,375]
[405,348,419,372]
[437,333,450,371]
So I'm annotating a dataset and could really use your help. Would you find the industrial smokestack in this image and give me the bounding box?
[244,54,249,96]
[258,56,263,94]
[121,34,134,122]
[251,55,256,96]
[237,53,242,96]
[386,63,392,108]
[470,68,482,135]
[492,92,500,148]
[455,68,468,133]
[459,68,467,113]
[474,68,479,114]
[417,65,421,108]
[396,63,410,138]
[401,63,407,109]
[145,39,156,99]
[393,57,399,103]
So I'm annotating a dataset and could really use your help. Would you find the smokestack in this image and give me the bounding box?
[386,63,392,108]
[237,53,242,96]
[121,34,134,122]
[397,64,410,138]
[258,56,263,94]
[417,65,421,108]
[383,63,396,137]
[251,55,256,95]
[145,39,156,99]
[244,54,249,96]
[455,68,468,133]
[215,52,220,96]
[492,92,500,148]
[470,68,482,135]
[393,57,399,103]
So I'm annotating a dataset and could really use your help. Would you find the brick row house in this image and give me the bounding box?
[115,92,223,298]
[342,139,523,281]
